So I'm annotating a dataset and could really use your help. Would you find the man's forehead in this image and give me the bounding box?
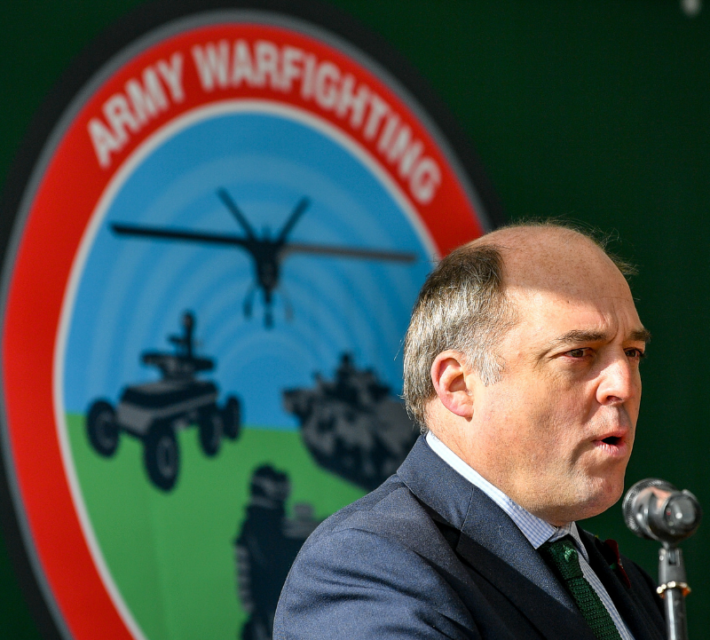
[476,227,627,296]
[504,274,636,314]
[502,283,647,356]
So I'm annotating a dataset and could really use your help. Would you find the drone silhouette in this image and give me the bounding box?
[111,189,417,328]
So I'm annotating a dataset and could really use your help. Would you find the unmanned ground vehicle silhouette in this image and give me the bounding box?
[112,189,416,328]
[85,311,242,491]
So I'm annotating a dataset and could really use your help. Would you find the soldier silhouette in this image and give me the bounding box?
[235,465,317,640]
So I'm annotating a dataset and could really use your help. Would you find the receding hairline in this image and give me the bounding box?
[467,221,638,279]
[467,224,605,258]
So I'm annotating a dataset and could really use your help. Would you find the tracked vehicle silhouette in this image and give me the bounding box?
[283,353,418,491]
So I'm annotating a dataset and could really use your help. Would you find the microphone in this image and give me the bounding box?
[624,479,701,640]
[622,478,702,545]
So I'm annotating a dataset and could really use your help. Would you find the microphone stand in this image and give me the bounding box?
[657,544,690,640]
[622,478,701,640]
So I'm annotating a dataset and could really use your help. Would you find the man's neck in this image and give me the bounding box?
[425,431,577,550]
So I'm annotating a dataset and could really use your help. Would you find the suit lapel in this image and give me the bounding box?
[454,530,597,640]
[581,532,666,640]
[398,438,596,640]
[457,487,571,608]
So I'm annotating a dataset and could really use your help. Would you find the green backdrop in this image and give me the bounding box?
[1,0,709,637]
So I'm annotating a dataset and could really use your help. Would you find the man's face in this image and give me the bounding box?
[467,245,648,525]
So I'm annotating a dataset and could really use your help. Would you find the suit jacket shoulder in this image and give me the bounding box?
[274,437,666,640]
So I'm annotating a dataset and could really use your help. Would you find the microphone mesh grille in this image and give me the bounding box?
[622,478,675,537]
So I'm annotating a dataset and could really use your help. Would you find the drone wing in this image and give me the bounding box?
[112,223,249,248]
[284,242,417,263]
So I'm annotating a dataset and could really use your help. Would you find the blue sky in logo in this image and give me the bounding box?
[62,109,433,428]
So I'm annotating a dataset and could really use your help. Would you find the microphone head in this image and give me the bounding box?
[623,478,702,545]
[623,478,676,538]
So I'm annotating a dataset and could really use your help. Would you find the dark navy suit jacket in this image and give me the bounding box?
[274,437,665,639]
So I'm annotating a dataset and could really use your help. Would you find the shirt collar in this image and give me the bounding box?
[425,432,588,561]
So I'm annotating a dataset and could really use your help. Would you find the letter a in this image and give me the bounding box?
[88,118,121,168]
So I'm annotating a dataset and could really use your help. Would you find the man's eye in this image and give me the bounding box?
[566,348,587,358]
[626,348,646,360]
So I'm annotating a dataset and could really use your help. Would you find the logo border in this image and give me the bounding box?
[0,2,505,638]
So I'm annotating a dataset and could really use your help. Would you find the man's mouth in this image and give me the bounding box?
[592,429,629,456]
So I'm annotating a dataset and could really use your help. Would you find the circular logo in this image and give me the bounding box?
[0,3,500,639]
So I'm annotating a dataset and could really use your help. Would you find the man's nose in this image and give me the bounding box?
[596,354,640,405]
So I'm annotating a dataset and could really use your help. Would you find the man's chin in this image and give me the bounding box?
[540,477,625,524]
[574,478,626,521]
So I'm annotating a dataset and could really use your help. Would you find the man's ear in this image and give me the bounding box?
[430,350,474,419]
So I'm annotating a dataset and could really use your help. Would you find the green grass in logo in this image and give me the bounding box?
[66,414,365,640]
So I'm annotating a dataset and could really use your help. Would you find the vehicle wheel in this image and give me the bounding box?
[222,395,241,440]
[144,422,180,491]
[199,409,223,457]
[86,400,119,457]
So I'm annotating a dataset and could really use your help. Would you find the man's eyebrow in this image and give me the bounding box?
[553,328,651,345]
[554,330,607,344]
[630,328,652,344]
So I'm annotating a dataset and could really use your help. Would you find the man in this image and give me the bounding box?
[274,223,666,639]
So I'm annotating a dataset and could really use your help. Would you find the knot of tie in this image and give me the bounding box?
[540,537,623,640]
[543,537,584,580]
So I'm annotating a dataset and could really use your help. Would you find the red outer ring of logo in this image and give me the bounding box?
[2,20,485,639]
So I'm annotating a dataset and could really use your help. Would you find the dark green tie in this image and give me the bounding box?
[539,537,622,640]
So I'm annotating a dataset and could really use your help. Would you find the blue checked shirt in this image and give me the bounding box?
[426,432,634,640]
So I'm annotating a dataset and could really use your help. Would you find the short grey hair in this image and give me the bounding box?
[403,243,513,431]
[402,221,636,432]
